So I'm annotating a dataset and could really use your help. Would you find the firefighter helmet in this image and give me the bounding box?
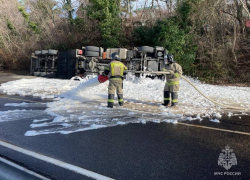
[111,52,120,61]
[164,54,175,63]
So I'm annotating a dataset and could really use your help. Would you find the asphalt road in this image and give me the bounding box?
[0,73,250,180]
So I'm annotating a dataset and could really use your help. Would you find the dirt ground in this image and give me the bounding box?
[0,71,36,85]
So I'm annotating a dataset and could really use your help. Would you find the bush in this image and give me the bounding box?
[133,1,197,73]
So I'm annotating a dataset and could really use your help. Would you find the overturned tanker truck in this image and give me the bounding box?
[30,46,168,79]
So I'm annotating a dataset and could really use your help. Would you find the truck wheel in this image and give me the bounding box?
[48,49,58,55]
[85,46,100,52]
[85,51,100,57]
[138,46,154,53]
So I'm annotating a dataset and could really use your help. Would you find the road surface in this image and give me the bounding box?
[0,73,249,180]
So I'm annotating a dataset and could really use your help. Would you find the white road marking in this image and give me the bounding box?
[178,122,250,136]
[0,96,42,103]
[0,140,114,180]
[0,157,50,180]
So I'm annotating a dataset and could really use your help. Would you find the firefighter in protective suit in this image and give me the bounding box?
[162,55,183,107]
[103,52,128,108]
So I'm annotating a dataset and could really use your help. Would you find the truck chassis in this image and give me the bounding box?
[30,46,168,79]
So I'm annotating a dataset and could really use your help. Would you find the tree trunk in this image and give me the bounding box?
[233,0,238,66]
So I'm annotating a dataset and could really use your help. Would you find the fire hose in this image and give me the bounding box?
[124,70,250,111]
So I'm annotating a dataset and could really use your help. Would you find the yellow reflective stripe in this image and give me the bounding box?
[120,64,124,76]
[164,98,170,100]
[167,81,179,85]
[105,67,109,70]
[108,99,114,102]
[175,73,180,78]
[172,99,178,102]
[111,63,115,76]
[118,99,123,102]
[124,66,128,70]
[163,68,167,71]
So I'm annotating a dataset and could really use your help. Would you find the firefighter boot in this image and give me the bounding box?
[170,92,178,107]
[107,94,115,108]
[117,94,124,106]
[162,91,170,106]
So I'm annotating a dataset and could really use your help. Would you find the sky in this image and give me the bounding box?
[0,74,249,136]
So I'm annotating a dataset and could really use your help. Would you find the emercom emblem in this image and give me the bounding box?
[218,146,237,170]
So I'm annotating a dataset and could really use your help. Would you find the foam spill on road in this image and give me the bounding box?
[1,99,247,136]
[1,75,250,136]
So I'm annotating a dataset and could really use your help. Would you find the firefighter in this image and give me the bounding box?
[162,54,183,107]
[103,52,128,108]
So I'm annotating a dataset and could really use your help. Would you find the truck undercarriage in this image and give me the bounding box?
[30,46,168,79]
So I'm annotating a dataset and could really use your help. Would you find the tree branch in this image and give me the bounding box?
[239,0,250,19]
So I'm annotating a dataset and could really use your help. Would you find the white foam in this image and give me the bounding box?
[4,102,29,107]
[210,119,220,123]
[0,75,249,136]
[33,119,49,123]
